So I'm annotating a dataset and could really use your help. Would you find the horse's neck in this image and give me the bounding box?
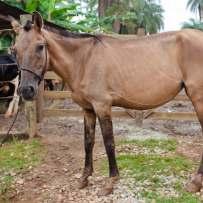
[44,31,91,91]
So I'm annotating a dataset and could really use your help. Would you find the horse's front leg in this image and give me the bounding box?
[96,106,119,195]
[78,109,96,189]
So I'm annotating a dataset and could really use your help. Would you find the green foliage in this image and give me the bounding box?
[2,0,164,34]
[187,0,203,12]
[89,0,164,33]
[2,0,101,32]
[1,0,24,9]
[182,18,203,31]
[0,34,12,54]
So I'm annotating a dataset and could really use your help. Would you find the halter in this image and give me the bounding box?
[20,42,48,85]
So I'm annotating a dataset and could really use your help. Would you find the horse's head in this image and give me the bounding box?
[11,12,48,100]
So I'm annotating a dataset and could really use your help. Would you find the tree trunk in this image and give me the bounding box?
[137,28,146,36]
[199,5,203,22]
[98,0,121,33]
[113,19,121,33]
[98,0,116,17]
[98,0,107,17]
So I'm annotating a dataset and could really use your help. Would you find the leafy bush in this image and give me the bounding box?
[2,0,102,33]
[2,0,164,34]
[0,34,12,54]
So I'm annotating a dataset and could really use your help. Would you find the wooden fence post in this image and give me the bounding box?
[36,80,44,123]
[20,14,32,25]
[25,101,37,138]
[20,14,38,137]
[135,111,144,127]
[126,109,144,127]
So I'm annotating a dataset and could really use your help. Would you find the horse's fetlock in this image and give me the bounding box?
[83,167,93,177]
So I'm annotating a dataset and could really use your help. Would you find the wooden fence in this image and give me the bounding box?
[25,71,198,137]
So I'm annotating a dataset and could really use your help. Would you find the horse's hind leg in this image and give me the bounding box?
[78,109,96,189]
[185,87,203,192]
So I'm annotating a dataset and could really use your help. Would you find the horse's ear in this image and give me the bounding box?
[33,11,43,32]
[8,16,21,34]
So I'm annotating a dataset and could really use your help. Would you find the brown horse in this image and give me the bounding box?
[11,12,203,195]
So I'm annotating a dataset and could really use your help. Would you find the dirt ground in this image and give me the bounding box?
[1,98,203,203]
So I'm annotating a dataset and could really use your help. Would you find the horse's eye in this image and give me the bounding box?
[36,44,44,52]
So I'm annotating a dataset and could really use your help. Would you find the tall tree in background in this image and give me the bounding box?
[182,18,203,30]
[98,0,120,17]
[2,0,164,34]
[187,0,203,21]
[98,0,121,32]
[98,0,164,34]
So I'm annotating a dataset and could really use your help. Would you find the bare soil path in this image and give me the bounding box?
[1,98,203,202]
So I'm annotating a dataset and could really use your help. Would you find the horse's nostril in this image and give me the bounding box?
[21,86,35,100]
[29,86,34,93]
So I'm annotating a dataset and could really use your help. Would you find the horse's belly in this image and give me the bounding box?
[112,77,182,110]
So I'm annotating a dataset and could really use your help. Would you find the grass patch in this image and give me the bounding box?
[117,154,193,178]
[0,139,43,199]
[118,138,177,152]
[100,138,200,202]
[143,191,200,203]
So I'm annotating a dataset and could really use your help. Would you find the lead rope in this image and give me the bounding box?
[0,41,48,146]
[0,108,20,146]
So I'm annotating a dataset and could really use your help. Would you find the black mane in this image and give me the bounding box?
[44,24,102,42]
[23,19,102,42]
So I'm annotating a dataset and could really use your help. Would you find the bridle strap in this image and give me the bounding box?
[21,68,43,82]
[20,43,48,84]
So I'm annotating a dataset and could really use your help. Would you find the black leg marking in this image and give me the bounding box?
[78,109,96,189]
[98,116,119,177]
[83,110,96,176]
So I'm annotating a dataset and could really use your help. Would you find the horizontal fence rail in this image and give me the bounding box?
[44,91,71,99]
[43,108,198,121]
[41,71,196,122]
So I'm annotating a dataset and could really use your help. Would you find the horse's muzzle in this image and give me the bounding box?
[18,86,36,101]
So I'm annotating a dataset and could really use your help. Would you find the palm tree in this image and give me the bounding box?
[83,0,164,34]
[187,0,203,21]
[182,18,203,30]
[132,0,164,34]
